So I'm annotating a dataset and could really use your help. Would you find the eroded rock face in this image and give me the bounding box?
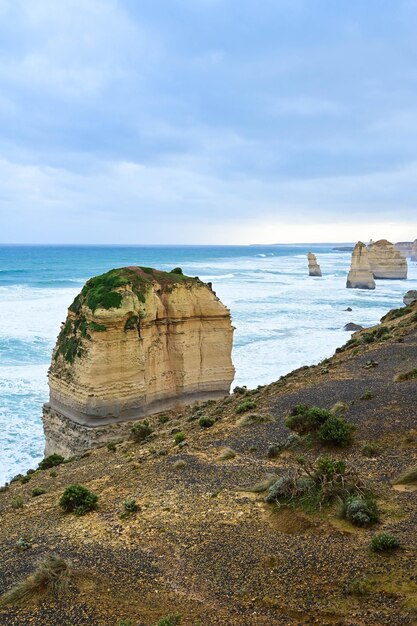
[43,267,235,455]
[395,241,414,258]
[368,239,407,279]
[403,290,417,306]
[411,240,417,262]
[307,252,322,277]
[346,242,376,290]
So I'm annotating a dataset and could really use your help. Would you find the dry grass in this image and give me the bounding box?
[0,555,75,606]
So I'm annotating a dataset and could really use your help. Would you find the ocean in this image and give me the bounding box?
[1,244,416,485]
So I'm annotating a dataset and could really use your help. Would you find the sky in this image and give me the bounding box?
[1,0,417,244]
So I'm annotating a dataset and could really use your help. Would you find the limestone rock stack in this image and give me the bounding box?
[411,240,417,262]
[307,252,322,277]
[368,239,407,279]
[43,267,235,456]
[346,242,376,290]
[395,241,414,258]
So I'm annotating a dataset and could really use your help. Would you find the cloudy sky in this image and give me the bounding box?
[1,0,417,244]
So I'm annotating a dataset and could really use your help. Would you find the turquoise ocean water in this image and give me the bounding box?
[1,244,416,484]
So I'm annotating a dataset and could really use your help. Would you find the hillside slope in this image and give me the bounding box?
[0,303,416,625]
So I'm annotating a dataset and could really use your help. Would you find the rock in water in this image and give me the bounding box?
[346,242,376,290]
[43,267,235,456]
[307,252,322,277]
[368,239,408,279]
[344,323,364,331]
[403,290,417,305]
[411,240,417,262]
[395,241,414,258]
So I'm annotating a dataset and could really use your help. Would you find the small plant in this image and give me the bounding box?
[155,613,182,626]
[59,484,98,516]
[316,457,346,477]
[11,496,24,509]
[236,413,272,427]
[32,487,47,497]
[371,532,400,552]
[394,466,417,485]
[0,554,73,606]
[174,432,186,445]
[216,448,236,461]
[360,390,374,401]
[199,416,214,428]
[16,536,32,551]
[330,401,349,415]
[118,620,133,626]
[38,454,65,470]
[285,405,331,434]
[89,321,107,332]
[170,267,183,275]
[107,441,117,452]
[158,414,170,424]
[130,420,153,443]
[20,475,31,484]
[346,576,369,596]
[173,459,186,470]
[120,498,140,519]
[341,495,379,527]
[235,400,256,414]
[233,385,247,395]
[50,470,58,478]
[318,415,355,447]
[394,368,417,382]
[361,443,380,458]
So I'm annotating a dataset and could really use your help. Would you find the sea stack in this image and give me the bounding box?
[403,290,417,305]
[43,266,235,456]
[395,241,414,258]
[307,252,322,277]
[368,239,407,279]
[411,240,417,262]
[346,242,376,290]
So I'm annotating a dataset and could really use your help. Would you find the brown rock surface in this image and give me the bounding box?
[411,239,417,262]
[368,239,408,279]
[346,242,376,289]
[307,252,322,277]
[43,266,234,456]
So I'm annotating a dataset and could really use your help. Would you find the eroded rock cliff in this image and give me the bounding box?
[411,239,417,262]
[346,242,376,289]
[43,266,234,455]
[368,239,407,279]
[307,252,322,276]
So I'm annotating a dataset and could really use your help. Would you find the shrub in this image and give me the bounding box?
[394,369,417,382]
[130,420,153,443]
[158,414,170,424]
[59,484,98,516]
[0,555,73,606]
[120,498,139,518]
[233,385,247,395]
[360,390,374,401]
[235,400,256,414]
[236,413,272,427]
[346,576,369,596]
[395,466,417,485]
[174,432,186,445]
[38,454,65,470]
[173,459,186,470]
[199,416,214,428]
[170,267,183,275]
[265,475,314,504]
[371,532,400,552]
[361,443,380,458]
[155,613,182,626]
[285,405,331,434]
[316,457,346,477]
[20,475,31,484]
[32,487,47,497]
[107,441,117,452]
[330,401,349,415]
[341,495,379,527]
[216,448,236,461]
[16,536,32,551]
[11,496,24,509]
[318,415,355,446]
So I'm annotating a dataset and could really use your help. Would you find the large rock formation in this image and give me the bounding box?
[368,239,408,279]
[346,242,376,290]
[43,266,235,456]
[307,252,322,277]
[411,240,417,262]
[403,290,417,306]
[395,241,414,258]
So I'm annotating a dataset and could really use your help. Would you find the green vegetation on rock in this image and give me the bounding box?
[59,484,98,516]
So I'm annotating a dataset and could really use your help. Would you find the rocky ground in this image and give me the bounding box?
[0,303,416,625]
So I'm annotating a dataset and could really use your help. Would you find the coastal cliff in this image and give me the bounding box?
[43,266,234,456]
[307,252,322,276]
[346,242,375,289]
[368,239,408,279]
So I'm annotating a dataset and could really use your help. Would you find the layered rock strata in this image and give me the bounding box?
[346,242,376,289]
[307,252,322,277]
[395,241,414,258]
[411,240,417,262]
[368,239,407,279]
[43,266,235,456]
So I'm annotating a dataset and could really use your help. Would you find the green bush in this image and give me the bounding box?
[16,536,32,551]
[316,457,346,477]
[235,400,256,414]
[174,432,186,445]
[155,613,182,626]
[361,443,380,457]
[199,416,214,428]
[170,267,183,275]
[233,385,247,395]
[38,454,65,470]
[395,466,417,485]
[285,405,331,434]
[59,485,98,516]
[11,496,24,509]
[318,415,355,446]
[32,487,47,497]
[360,390,374,401]
[371,532,400,552]
[130,420,153,443]
[120,498,139,518]
[341,495,378,527]
[107,441,117,452]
